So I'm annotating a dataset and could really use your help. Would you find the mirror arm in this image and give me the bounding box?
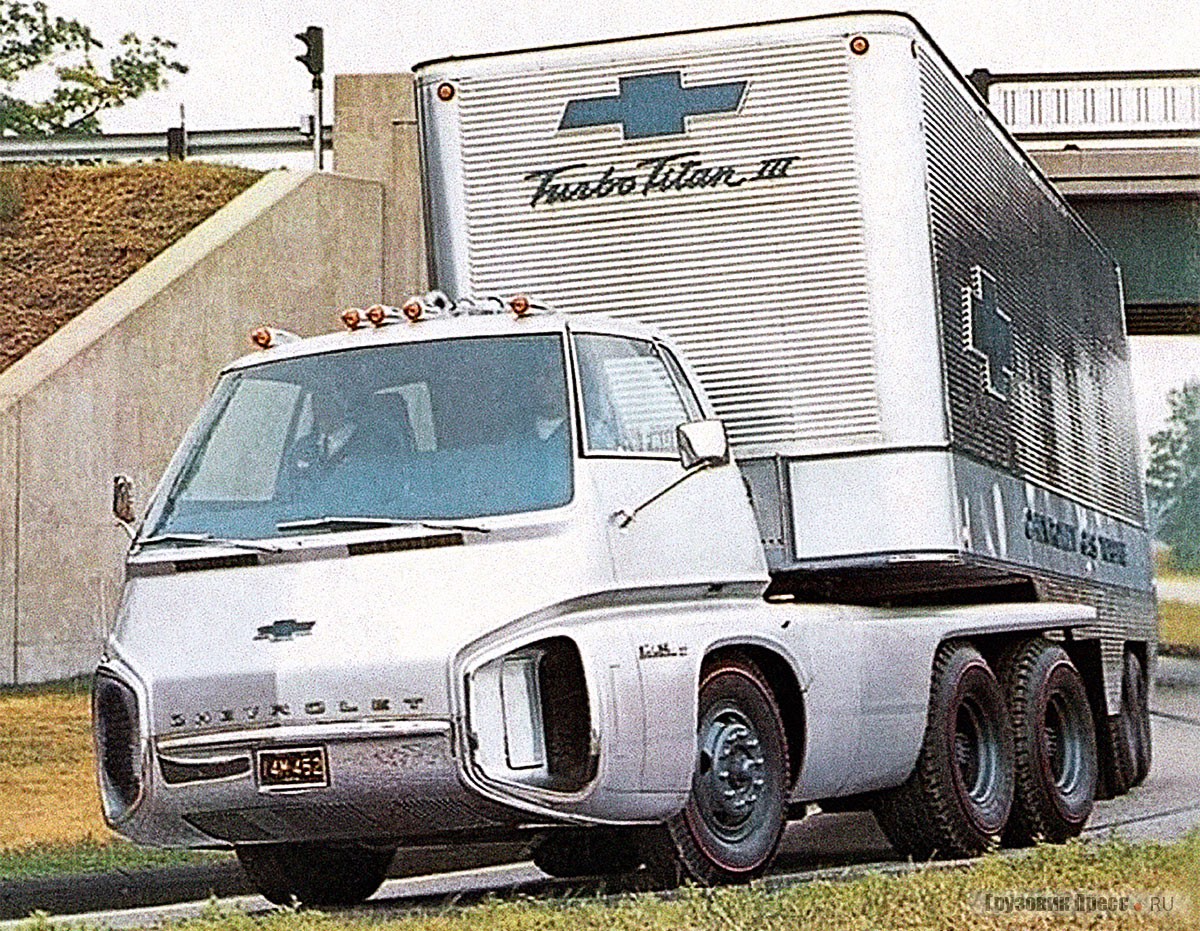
[613,463,711,529]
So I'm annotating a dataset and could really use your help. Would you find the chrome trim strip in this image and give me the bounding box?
[156,718,452,751]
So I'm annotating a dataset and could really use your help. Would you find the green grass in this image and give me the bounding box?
[15,834,1193,931]
[0,838,226,881]
[1160,601,1200,648]
[0,675,232,877]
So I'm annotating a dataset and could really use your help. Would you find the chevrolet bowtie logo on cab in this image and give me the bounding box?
[254,618,315,642]
[559,71,747,139]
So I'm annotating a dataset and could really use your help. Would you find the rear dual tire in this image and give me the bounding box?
[998,639,1097,845]
[873,642,1015,859]
[874,639,1101,859]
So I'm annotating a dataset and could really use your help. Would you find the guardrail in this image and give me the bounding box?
[0,125,332,163]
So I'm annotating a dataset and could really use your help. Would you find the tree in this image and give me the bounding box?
[0,1,186,135]
[1145,380,1200,571]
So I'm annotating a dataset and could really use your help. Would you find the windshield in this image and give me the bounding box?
[143,334,573,541]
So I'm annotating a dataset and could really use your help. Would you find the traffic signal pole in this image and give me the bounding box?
[312,77,323,170]
[296,26,325,171]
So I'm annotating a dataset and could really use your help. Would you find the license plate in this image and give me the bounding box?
[256,746,328,790]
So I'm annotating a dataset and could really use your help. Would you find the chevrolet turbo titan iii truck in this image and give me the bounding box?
[94,12,1154,905]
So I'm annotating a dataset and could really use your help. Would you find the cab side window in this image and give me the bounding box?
[574,333,694,455]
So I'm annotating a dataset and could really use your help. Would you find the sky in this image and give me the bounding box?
[22,0,1200,448]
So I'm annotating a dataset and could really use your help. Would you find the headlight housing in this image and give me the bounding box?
[467,637,595,792]
[93,672,145,819]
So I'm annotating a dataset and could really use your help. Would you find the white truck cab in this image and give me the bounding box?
[96,295,1127,904]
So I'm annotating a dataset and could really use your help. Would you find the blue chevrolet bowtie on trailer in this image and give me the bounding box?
[94,12,1154,905]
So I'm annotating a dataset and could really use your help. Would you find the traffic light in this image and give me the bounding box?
[296,26,323,79]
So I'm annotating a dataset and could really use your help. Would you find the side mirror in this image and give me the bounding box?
[112,474,136,525]
[677,420,730,470]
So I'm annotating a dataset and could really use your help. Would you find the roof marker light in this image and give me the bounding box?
[367,304,403,326]
[341,308,365,330]
[250,326,300,349]
[402,299,424,322]
[509,294,531,317]
[850,35,869,55]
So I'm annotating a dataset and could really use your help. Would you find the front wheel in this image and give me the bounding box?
[236,841,394,906]
[873,642,1015,859]
[653,655,790,885]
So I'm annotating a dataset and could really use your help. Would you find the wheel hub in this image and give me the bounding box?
[698,708,767,835]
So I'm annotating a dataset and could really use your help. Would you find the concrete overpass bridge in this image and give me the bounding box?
[971,69,1199,336]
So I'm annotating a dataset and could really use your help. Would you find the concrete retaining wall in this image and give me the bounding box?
[333,73,427,303]
[0,170,384,683]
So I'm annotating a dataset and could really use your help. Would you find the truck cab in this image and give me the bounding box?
[96,295,1133,905]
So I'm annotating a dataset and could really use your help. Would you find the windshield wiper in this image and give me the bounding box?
[276,515,491,535]
[135,532,283,554]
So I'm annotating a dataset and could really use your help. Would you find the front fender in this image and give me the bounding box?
[449,585,794,825]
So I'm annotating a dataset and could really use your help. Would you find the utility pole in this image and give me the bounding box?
[295,26,325,170]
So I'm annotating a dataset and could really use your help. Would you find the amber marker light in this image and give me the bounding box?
[341,308,362,329]
[509,294,531,317]
[850,35,869,55]
[402,300,424,322]
[367,304,387,326]
[250,327,273,349]
[437,82,455,101]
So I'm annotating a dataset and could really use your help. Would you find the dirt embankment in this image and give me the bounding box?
[0,161,262,373]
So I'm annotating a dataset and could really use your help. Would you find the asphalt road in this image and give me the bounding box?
[7,659,1199,930]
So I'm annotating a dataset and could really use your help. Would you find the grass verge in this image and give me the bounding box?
[0,839,224,882]
[0,677,231,879]
[20,833,1193,931]
[1160,601,1200,650]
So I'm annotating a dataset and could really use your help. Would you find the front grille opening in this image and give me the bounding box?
[93,674,141,809]
[535,637,595,792]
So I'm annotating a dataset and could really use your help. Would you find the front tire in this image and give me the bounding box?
[998,639,1097,845]
[873,642,1014,859]
[236,842,394,906]
[655,656,790,885]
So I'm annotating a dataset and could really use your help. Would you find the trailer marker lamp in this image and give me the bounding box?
[366,304,402,326]
[850,35,869,55]
[437,82,455,101]
[341,308,364,329]
[509,294,531,317]
[403,299,424,322]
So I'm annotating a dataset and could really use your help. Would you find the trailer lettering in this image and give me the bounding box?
[1026,509,1129,566]
[754,156,797,180]
[1024,508,1077,553]
[524,151,796,207]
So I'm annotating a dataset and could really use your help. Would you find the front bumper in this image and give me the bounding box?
[115,720,526,847]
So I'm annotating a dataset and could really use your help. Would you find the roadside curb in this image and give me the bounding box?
[0,862,250,922]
